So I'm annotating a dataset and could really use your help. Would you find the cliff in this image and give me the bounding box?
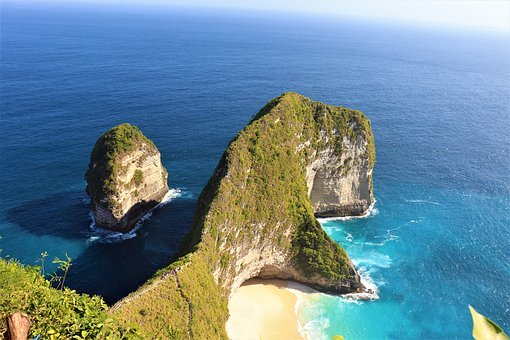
[112,93,375,338]
[86,123,169,231]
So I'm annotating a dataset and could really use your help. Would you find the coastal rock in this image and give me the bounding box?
[207,93,375,295]
[86,123,168,231]
[112,93,375,338]
[307,134,373,217]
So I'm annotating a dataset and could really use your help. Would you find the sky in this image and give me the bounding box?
[8,0,510,32]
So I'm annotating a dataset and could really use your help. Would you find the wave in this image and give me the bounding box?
[295,265,380,340]
[301,317,329,340]
[344,231,353,242]
[352,252,392,269]
[341,265,380,301]
[285,281,318,340]
[297,266,380,339]
[405,199,441,205]
[317,199,378,223]
[87,188,182,244]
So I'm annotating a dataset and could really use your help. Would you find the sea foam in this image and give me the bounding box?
[317,199,378,223]
[87,188,181,243]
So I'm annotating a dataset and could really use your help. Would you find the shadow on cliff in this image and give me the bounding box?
[7,191,196,305]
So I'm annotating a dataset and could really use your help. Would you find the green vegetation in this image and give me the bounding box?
[86,123,156,208]
[0,257,141,339]
[195,92,373,282]
[112,253,228,339]
[113,92,375,337]
[469,305,509,340]
[133,169,143,186]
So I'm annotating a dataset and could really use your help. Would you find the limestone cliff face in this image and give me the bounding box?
[112,93,375,338]
[306,134,373,217]
[86,123,168,232]
[200,93,375,295]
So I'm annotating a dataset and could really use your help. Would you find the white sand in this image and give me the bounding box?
[226,278,304,340]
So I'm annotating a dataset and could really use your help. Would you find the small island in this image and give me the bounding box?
[85,123,169,231]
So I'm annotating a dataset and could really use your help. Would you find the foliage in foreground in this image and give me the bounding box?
[469,305,509,340]
[0,258,141,339]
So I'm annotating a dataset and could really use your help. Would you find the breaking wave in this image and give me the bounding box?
[405,199,441,205]
[317,199,378,223]
[87,188,181,243]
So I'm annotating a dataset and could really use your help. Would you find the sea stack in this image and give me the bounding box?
[86,123,169,232]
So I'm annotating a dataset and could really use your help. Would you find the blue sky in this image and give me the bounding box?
[10,0,510,32]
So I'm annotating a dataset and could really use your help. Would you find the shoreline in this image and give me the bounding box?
[226,278,307,340]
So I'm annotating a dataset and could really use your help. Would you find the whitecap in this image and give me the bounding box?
[352,253,392,269]
[302,317,329,340]
[341,266,380,301]
[159,188,182,205]
[317,199,378,223]
[87,188,182,244]
[345,232,353,242]
[405,199,441,205]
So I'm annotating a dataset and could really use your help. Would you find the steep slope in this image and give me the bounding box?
[86,123,169,231]
[112,93,375,338]
[0,258,140,338]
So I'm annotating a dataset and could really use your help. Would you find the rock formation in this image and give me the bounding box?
[86,123,169,232]
[112,93,375,339]
[306,122,374,217]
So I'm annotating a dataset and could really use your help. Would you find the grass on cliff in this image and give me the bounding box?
[197,92,374,283]
[85,123,156,208]
[0,257,141,339]
[112,253,228,339]
[113,92,375,338]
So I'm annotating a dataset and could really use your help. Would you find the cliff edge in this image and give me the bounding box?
[86,123,169,231]
[112,93,375,338]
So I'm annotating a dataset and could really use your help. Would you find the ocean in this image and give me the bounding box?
[1,3,509,339]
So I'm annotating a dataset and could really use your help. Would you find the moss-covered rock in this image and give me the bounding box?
[86,123,169,231]
[112,92,375,338]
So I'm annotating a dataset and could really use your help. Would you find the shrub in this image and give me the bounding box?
[0,258,141,339]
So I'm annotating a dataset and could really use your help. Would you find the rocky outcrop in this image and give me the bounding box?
[307,135,373,217]
[201,93,375,295]
[112,93,375,338]
[86,123,168,232]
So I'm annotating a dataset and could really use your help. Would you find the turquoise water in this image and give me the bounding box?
[300,181,509,339]
[1,2,509,338]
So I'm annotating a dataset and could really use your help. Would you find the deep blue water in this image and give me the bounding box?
[1,3,509,338]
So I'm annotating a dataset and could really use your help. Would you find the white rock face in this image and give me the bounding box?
[216,131,372,296]
[306,132,373,217]
[90,141,168,231]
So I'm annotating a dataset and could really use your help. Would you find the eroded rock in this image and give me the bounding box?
[86,123,168,231]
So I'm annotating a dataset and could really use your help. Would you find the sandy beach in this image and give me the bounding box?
[226,278,304,340]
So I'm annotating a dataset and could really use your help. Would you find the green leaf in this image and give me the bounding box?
[469,305,509,340]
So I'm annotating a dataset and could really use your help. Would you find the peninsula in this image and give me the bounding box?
[112,92,375,338]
